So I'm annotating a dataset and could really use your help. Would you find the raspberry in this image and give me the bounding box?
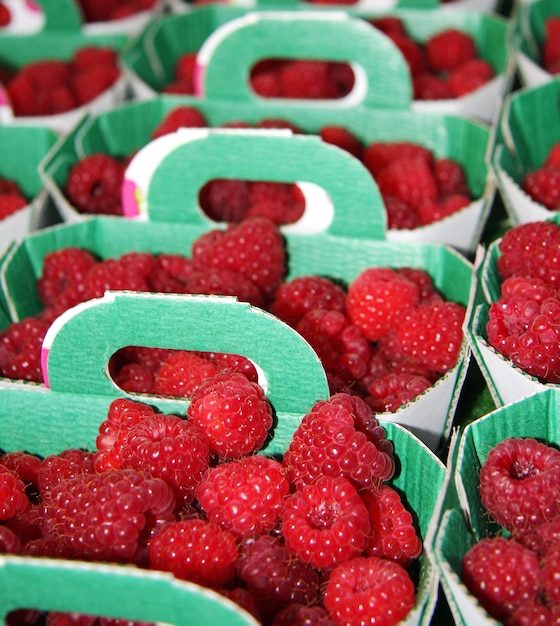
[0,465,29,520]
[283,393,395,490]
[151,106,208,139]
[153,350,219,398]
[72,64,120,105]
[497,221,560,287]
[236,535,320,620]
[506,600,560,626]
[195,455,289,537]
[462,537,540,621]
[199,179,251,222]
[541,544,560,606]
[323,556,416,626]
[0,451,41,488]
[346,267,420,341]
[447,59,495,97]
[0,193,27,219]
[0,3,11,26]
[543,17,560,74]
[163,52,197,94]
[112,363,155,394]
[516,518,560,557]
[433,158,470,197]
[425,28,477,73]
[522,167,560,211]
[281,475,370,570]
[413,72,454,100]
[375,158,439,210]
[385,32,427,76]
[65,154,124,216]
[185,268,264,308]
[82,253,154,300]
[479,438,560,533]
[256,118,303,133]
[368,16,406,37]
[397,267,443,304]
[271,276,347,326]
[42,469,176,563]
[6,73,37,117]
[487,294,560,383]
[0,525,21,554]
[384,196,419,230]
[191,217,287,301]
[278,60,340,100]
[38,247,98,308]
[319,126,363,160]
[362,141,433,178]
[250,60,284,97]
[246,181,305,226]
[117,414,211,506]
[148,519,238,588]
[19,60,71,91]
[362,485,422,567]
[418,194,472,225]
[366,371,433,413]
[395,300,466,373]
[72,47,118,72]
[202,351,258,382]
[37,449,96,498]
[271,604,334,626]
[187,372,273,459]
[0,316,50,383]
[147,253,194,293]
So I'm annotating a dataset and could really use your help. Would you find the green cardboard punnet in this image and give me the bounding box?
[434,390,560,625]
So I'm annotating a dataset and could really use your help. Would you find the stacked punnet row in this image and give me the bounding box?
[3,1,560,625]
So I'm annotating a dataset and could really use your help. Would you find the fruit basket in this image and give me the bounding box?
[0,124,59,254]
[39,84,494,255]
[467,217,560,408]
[513,0,560,87]
[2,130,474,452]
[0,0,129,133]
[121,7,511,123]
[492,76,560,225]
[0,289,446,626]
[433,389,560,625]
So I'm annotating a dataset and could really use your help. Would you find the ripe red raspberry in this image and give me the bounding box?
[153,350,219,398]
[0,451,41,487]
[42,469,176,563]
[199,179,251,222]
[284,393,395,490]
[65,154,124,216]
[245,182,305,226]
[506,600,560,626]
[278,60,340,100]
[516,518,560,558]
[195,455,289,537]
[522,167,560,211]
[151,106,208,139]
[365,371,433,413]
[256,118,303,133]
[271,275,347,327]
[425,28,477,73]
[82,253,155,300]
[362,484,422,567]
[148,518,238,588]
[375,158,439,210]
[250,60,284,98]
[346,267,420,341]
[384,196,419,230]
[0,465,29,520]
[368,16,407,37]
[543,17,560,74]
[395,300,466,373]
[72,47,118,72]
[38,247,98,308]
[0,525,21,554]
[191,217,286,300]
[281,475,370,570]
[71,64,120,106]
[447,58,495,97]
[185,268,264,308]
[117,414,211,506]
[417,194,472,225]
[236,534,320,620]
[362,141,433,178]
[433,158,470,197]
[112,362,155,394]
[323,556,416,626]
[271,604,334,626]
[0,194,27,219]
[397,267,443,304]
[413,72,454,100]
[479,438,560,534]
[187,372,273,459]
[487,294,560,383]
[541,544,560,607]
[545,142,560,170]
[462,537,540,621]
[497,221,560,287]
[385,32,427,76]
[0,3,11,26]
[147,253,194,293]
[37,449,96,498]
[0,316,50,383]
[319,126,363,160]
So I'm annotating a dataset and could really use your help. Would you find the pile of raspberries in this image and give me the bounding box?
[0,175,28,220]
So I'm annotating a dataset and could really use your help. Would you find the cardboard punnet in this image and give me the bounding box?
[39,91,494,255]
[467,233,560,409]
[0,289,445,626]
[513,0,559,87]
[493,76,560,225]
[0,124,59,254]
[0,28,129,134]
[6,129,474,452]
[121,8,511,123]
[434,390,560,625]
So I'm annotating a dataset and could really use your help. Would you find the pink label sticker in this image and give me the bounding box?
[40,345,50,388]
[193,61,205,97]
[121,178,140,217]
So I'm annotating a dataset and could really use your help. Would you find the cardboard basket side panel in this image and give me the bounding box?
[506,78,560,171]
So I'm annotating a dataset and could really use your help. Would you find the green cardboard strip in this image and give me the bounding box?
[435,390,560,625]
[0,0,82,35]
[195,11,412,109]
[122,128,386,239]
